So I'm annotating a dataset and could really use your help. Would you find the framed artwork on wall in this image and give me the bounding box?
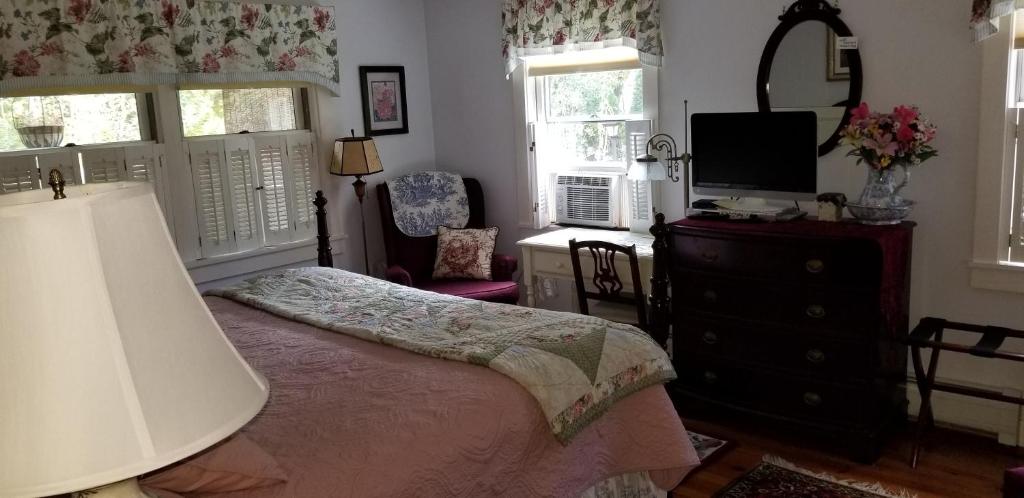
[826,28,850,81]
[359,66,409,136]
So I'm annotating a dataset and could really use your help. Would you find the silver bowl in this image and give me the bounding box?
[846,200,915,225]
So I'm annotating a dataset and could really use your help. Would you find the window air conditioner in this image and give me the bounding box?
[554,173,621,228]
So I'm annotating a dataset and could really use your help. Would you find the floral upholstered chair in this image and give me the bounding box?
[376,174,519,304]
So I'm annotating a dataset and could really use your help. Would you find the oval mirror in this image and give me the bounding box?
[756,0,863,156]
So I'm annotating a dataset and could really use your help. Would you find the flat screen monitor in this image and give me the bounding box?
[690,111,818,201]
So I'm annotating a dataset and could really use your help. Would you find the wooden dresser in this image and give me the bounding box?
[666,218,914,462]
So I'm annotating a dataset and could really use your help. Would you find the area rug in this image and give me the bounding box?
[714,456,917,498]
[687,430,732,465]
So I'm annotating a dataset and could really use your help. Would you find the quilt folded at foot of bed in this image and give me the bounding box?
[206,267,676,443]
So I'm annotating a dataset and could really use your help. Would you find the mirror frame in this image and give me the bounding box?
[756,0,863,157]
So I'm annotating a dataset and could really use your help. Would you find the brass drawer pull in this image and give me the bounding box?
[806,304,826,319]
[806,349,826,365]
[702,290,718,304]
[702,331,719,345]
[701,250,719,262]
[805,259,825,274]
[803,392,823,407]
[703,371,719,384]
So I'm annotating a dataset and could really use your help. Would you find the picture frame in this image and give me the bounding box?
[826,29,851,81]
[359,66,409,136]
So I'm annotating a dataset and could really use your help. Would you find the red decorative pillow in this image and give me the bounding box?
[140,434,287,494]
[432,226,499,281]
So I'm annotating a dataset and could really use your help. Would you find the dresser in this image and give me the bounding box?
[667,218,914,462]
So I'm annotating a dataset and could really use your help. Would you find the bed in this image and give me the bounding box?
[191,266,699,498]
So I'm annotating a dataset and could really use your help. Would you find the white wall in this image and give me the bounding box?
[424,0,1024,441]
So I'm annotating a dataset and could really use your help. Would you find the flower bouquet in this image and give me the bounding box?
[839,103,938,224]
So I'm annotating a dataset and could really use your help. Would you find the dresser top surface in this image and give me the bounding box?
[671,217,915,241]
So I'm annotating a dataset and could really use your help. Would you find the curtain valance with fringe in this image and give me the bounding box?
[501,0,662,76]
[0,0,340,96]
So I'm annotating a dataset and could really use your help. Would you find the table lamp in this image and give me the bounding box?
[329,130,383,274]
[0,179,269,498]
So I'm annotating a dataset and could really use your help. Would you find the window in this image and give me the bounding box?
[516,50,657,233]
[972,12,1024,292]
[0,94,144,152]
[182,88,318,259]
[179,88,304,137]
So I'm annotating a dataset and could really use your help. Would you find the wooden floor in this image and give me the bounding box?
[674,419,1022,497]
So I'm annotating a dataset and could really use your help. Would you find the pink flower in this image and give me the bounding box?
[117,50,135,72]
[313,7,330,33]
[851,102,871,122]
[201,53,220,73]
[603,0,616,7]
[896,125,916,143]
[241,4,260,31]
[38,41,63,57]
[275,53,297,71]
[12,50,40,77]
[160,0,180,28]
[218,44,238,58]
[892,105,919,126]
[66,0,91,24]
[553,29,567,45]
[533,0,554,15]
[293,45,312,58]
[864,135,898,158]
[133,43,156,58]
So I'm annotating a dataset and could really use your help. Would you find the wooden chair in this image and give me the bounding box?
[568,238,648,331]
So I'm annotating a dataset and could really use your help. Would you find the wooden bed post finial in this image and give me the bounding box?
[648,213,671,349]
[314,190,334,268]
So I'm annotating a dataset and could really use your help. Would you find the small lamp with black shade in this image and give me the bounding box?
[330,129,384,274]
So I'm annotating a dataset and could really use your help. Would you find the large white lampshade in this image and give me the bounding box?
[0,182,269,497]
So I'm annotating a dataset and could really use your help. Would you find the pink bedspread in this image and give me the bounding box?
[201,297,699,497]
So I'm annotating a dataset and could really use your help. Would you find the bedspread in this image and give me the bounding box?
[199,297,699,497]
[206,267,676,443]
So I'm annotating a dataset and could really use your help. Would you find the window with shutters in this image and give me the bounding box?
[515,47,658,232]
[186,130,318,259]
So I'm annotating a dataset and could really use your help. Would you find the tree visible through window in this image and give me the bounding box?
[179,88,299,137]
[0,94,142,152]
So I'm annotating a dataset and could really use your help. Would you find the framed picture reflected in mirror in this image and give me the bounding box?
[826,28,851,81]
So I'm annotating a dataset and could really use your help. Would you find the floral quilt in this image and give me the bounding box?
[387,171,470,237]
[206,267,676,444]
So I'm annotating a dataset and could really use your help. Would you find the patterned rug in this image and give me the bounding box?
[687,430,732,465]
[715,456,917,498]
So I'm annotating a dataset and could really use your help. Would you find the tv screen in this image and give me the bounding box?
[691,111,818,201]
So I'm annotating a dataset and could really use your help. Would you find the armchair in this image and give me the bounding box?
[377,177,520,304]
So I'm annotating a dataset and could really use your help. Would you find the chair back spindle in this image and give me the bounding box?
[568,238,648,332]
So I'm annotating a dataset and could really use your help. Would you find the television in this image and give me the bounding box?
[690,111,818,202]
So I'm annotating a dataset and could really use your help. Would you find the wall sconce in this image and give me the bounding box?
[632,101,691,184]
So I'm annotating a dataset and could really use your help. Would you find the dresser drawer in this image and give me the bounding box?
[675,317,872,378]
[675,355,875,426]
[671,229,882,288]
[674,272,880,336]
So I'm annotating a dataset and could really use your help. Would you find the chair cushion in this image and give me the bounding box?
[1006,467,1024,498]
[420,279,519,304]
[432,226,499,280]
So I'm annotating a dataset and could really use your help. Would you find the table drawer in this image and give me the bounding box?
[674,272,880,335]
[675,316,871,378]
[671,229,882,287]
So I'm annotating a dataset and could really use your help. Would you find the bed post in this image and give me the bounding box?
[648,213,671,349]
[314,190,333,268]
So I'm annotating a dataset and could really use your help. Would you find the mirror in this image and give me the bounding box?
[756,0,862,156]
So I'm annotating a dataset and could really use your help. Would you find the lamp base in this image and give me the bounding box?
[72,478,156,498]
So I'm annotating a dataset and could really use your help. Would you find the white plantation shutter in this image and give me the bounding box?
[81,148,126,183]
[253,135,292,245]
[626,119,654,232]
[124,144,159,182]
[0,157,40,193]
[188,140,236,258]
[224,137,261,252]
[36,149,82,187]
[526,122,555,229]
[1013,113,1024,262]
[286,133,317,239]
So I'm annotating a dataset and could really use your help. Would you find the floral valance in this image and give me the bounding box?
[501,0,663,76]
[972,0,1024,41]
[0,0,340,96]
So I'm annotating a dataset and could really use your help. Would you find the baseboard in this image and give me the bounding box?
[905,375,1023,447]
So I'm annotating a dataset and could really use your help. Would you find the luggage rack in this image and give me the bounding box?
[908,317,1024,468]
